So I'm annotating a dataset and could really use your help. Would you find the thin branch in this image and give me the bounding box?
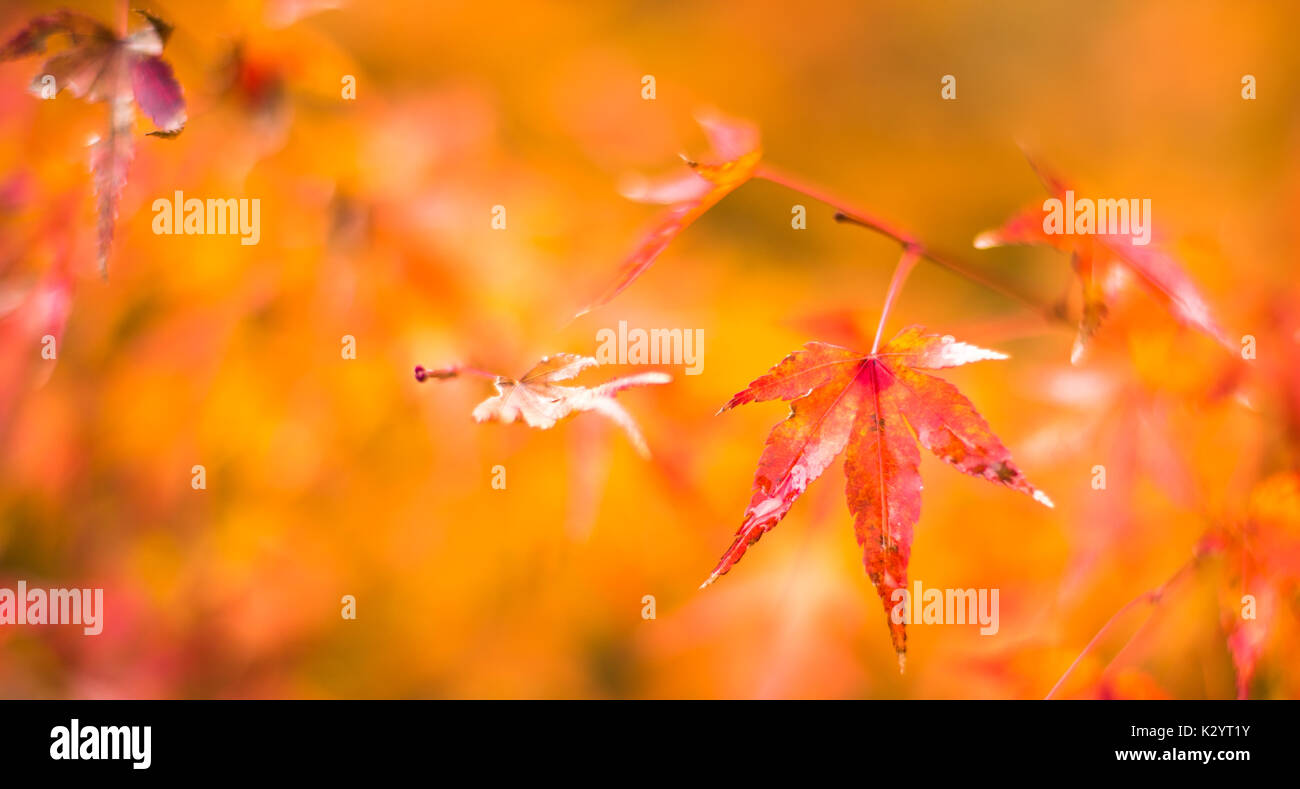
[414,364,499,382]
[1045,547,1211,699]
[754,163,1064,322]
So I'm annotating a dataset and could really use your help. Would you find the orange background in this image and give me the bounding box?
[1,0,1297,698]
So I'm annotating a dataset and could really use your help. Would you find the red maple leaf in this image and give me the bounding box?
[1,10,186,275]
[702,327,1052,659]
[415,354,671,457]
[974,153,1228,363]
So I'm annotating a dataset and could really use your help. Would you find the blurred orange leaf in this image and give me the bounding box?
[1,9,186,274]
[975,154,1228,363]
[576,110,760,317]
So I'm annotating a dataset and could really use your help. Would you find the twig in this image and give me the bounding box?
[754,163,1063,322]
[413,364,499,382]
[1044,547,1211,699]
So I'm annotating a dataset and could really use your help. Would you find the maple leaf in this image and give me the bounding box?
[702,327,1052,659]
[974,154,1228,363]
[2,10,186,275]
[575,110,761,317]
[415,354,671,457]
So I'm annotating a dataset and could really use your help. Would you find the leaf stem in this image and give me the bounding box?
[872,247,920,353]
[754,164,1060,321]
[414,364,499,382]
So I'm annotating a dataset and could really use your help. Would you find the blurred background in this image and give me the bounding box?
[0,0,1297,698]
